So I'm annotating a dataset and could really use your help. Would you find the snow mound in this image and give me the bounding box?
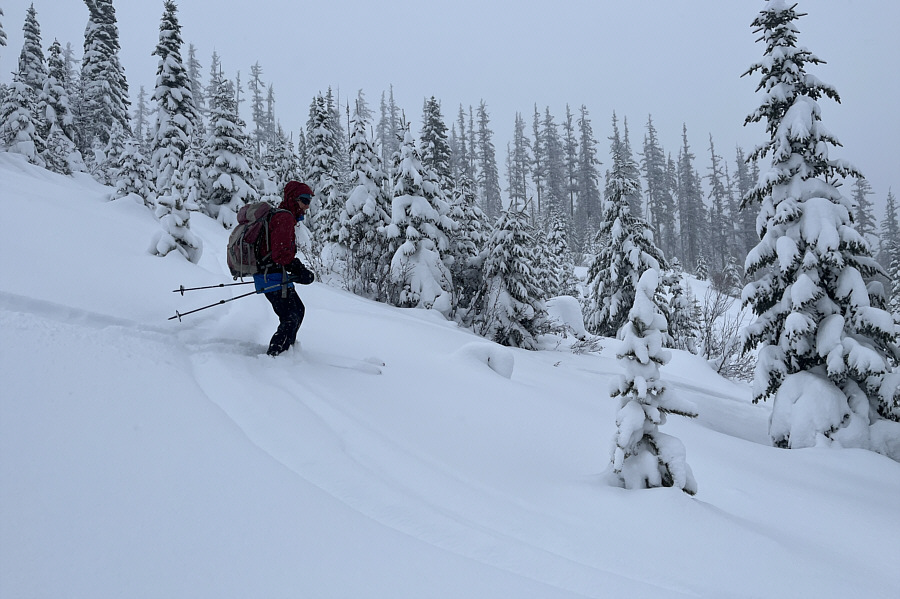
[452,342,515,379]
[546,295,588,339]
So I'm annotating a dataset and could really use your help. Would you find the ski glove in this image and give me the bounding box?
[287,258,315,285]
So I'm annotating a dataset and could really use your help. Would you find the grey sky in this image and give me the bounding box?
[2,1,897,217]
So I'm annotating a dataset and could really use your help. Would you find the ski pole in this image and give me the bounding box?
[168,281,290,322]
[173,281,254,295]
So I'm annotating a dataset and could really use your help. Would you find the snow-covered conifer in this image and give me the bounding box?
[448,172,488,312]
[17,5,46,96]
[472,205,548,349]
[202,78,258,228]
[742,0,900,439]
[0,74,44,166]
[40,40,83,174]
[545,208,578,297]
[695,252,708,281]
[609,269,697,495]
[112,138,154,205]
[79,0,130,153]
[0,7,7,51]
[475,101,503,219]
[385,128,454,315]
[420,96,452,193]
[306,93,343,248]
[340,114,391,298]
[584,114,667,338]
[149,0,198,196]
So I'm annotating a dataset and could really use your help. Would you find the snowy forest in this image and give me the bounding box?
[1,0,898,470]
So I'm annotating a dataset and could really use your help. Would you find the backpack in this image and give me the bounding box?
[226,202,285,278]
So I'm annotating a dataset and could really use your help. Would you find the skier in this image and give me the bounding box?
[257,181,316,356]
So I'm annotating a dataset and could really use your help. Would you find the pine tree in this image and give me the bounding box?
[306,92,343,248]
[734,146,758,259]
[676,124,706,270]
[112,138,154,205]
[472,205,548,349]
[0,7,7,52]
[203,78,258,228]
[132,86,151,152]
[573,105,602,257]
[610,268,698,495]
[420,96,452,193]
[448,172,489,313]
[79,0,130,153]
[706,135,731,272]
[40,39,83,174]
[584,114,667,338]
[742,1,899,437]
[563,105,579,218]
[385,128,454,315]
[18,5,46,96]
[851,177,877,247]
[377,86,402,172]
[149,0,198,196]
[1,73,44,166]
[506,112,531,213]
[185,43,205,129]
[641,115,676,260]
[879,188,899,274]
[621,117,643,219]
[530,105,546,220]
[695,252,708,281]
[545,208,578,297]
[340,112,392,298]
[248,61,266,157]
[475,101,503,219]
[541,107,566,218]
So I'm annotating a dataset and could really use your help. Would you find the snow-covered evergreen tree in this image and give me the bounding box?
[695,252,709,281]
[79,0,130,153]
[676,124,706,270]
[420,96,452,193]
[203,78,258,228]
[878,188,898,274]
[39,39,83,174]
[850,177,877,247]
[17,4,46,97]
[0,7,7,52]
[148,1,200,263]
[340,113,392,299]
[385,128,454,315]
[1,74,44,166]
[448,172,489,313]
[472,205,548,349]
[540,107,567,218]
[545,208,578,297]
[149,0,198,196]
[641,115,676,261]
[306,92,344,250]
[112,138,154,205]
[609,268,698,495]
[584,114,668,338]
[742,0,900,439]
[506,112,531,215]
[475,101,503,220]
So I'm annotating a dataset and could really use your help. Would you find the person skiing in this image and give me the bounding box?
[256,180,316,356]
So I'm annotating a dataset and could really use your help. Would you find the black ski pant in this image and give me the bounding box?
[263,286,305,356]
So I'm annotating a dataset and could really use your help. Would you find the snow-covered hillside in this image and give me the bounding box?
[1,153,898,598]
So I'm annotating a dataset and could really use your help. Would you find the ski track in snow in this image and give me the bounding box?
[188,348,688,597]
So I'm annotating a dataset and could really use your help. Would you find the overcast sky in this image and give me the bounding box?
[2,1,897,216]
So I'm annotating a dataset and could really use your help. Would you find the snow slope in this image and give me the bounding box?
[1,153,898,598]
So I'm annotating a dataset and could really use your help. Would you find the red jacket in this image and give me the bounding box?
[267,209,297,266]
